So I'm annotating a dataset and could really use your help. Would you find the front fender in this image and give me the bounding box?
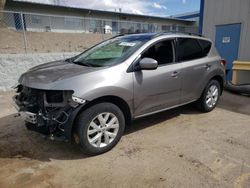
[76,86,133,102]
[64,104,86,140]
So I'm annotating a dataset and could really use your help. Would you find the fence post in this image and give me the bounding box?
[83,17,86,33]
[49,15,52,31]
[20,13,27,53]
[118,20,120,34]
[102,20,104,41]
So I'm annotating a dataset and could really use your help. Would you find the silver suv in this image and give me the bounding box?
[13,33,226,155]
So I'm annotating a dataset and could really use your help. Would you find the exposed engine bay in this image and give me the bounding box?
[13,85,81,141]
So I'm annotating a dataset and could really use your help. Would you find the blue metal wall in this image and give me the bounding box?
[215,23,241,80]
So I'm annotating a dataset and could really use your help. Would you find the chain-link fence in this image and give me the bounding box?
[0,10,198,54]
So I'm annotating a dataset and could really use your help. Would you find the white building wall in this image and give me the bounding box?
[0,52,78,91]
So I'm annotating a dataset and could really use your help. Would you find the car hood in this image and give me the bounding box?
[19,60,105,89]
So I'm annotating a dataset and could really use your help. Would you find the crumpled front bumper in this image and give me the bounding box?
[12,93,84,141]
[12,96,37,124]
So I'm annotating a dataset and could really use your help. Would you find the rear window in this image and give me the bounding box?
[177,38,204,61]
[198,39,212,56]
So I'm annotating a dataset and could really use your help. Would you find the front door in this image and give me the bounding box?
[133,39,182,117]
[215,23,241,80]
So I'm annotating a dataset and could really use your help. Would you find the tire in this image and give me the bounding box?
[197,80,221,112]
[76,102,125,155]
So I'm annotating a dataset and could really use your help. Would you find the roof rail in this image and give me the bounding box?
[108,31,204,40]
[107,32,140,39]
[154,31,204,38]
[114,32,150,36]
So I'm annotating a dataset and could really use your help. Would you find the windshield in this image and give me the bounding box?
[72,36,149,67]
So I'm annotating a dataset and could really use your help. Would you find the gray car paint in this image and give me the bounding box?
[18,34,225,119]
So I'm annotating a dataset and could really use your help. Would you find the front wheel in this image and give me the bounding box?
[76,103,125,155]
[197,80,221,112]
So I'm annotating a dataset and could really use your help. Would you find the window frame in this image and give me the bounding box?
[31,15,42,24]
[137,38,177,68]
[197,39,212,57]
[64,17,81,27]
[176,37,206,63]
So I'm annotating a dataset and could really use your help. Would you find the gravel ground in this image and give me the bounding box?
[0,91,249,188]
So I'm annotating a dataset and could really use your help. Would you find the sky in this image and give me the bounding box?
[17,0,201,17]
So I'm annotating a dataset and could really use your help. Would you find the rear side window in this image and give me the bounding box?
[177,38,204,61]
[198,39,212,56]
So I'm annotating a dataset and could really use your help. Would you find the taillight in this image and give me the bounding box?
[221,59,227,66]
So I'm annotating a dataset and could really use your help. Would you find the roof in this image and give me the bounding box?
[8,0,194,23]
[172,11,200,19]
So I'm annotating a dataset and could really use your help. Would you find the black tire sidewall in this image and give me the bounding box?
[76,102,125,155]
[201,80,221,112]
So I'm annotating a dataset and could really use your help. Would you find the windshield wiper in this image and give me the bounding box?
[65,58,73,63]
[73,61,93,67]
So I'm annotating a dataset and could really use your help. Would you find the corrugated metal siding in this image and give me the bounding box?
[202,0,250,60]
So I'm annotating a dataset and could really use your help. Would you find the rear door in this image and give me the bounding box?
[177,37,212,103]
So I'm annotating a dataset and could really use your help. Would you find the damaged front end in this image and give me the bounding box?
[13,85,84,141]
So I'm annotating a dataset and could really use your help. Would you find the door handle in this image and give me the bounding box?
[171,71,180,78]
[204,64,211,70]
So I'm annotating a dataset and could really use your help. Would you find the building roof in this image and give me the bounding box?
[172,11,200,19]
[7,0,194,23]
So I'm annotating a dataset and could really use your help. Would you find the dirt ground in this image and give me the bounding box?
[0,91,250,188]
[0,27,111,54]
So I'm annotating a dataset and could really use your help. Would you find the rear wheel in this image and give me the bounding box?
[76,103,125,155]
[197,80,221,112]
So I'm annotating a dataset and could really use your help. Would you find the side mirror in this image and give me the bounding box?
[139,58,158,70]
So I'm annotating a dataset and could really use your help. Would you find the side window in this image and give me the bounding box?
[198,39,212,56]
[141,40,174,65]
[177,38,203,61]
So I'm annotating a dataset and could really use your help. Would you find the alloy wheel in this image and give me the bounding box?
[205,85,219,108]
[87,112,119,148]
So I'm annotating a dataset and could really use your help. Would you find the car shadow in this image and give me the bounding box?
[0,105,201,162]
[125,104,200,135]
[0,113,88,161]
